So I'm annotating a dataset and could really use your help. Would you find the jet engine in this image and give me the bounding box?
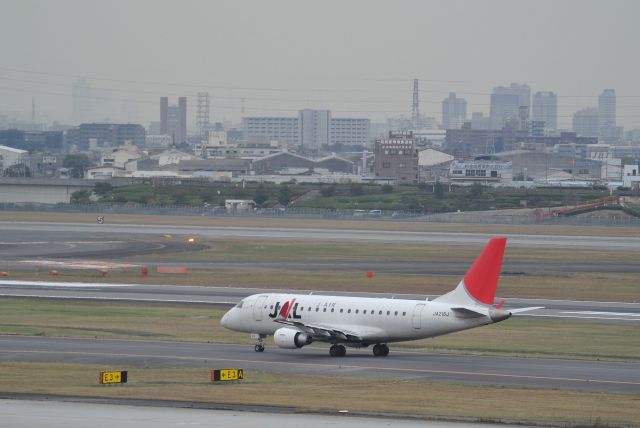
[273,327,313,349]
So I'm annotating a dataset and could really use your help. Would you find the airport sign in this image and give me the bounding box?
[99,370,128,384]
[211,368,244,382]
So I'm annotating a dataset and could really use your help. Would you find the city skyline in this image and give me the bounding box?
[1,0,640,130]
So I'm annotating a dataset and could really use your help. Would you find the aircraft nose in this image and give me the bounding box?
[221,310,231,328]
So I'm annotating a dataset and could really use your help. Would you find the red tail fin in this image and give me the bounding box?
[463,237,506,305]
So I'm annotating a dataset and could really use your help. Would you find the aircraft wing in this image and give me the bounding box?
[274,319,381,343]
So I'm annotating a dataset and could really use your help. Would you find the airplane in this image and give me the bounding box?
[221,237,542,357]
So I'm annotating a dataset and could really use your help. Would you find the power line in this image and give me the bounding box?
[2,66,640,98]
[4,85,640,119]
[4,75,640,110]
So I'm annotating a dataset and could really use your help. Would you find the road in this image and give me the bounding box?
[0,399,520,428]
[2,280,639,323]
[1,335,638,394]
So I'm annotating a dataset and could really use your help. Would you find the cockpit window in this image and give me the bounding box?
[235,300,244,309]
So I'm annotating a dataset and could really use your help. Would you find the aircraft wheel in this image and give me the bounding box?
[373,343,388,357]
[330,344,345,357]
[254,344,265,352]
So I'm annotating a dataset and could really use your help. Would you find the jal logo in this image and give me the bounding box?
[268,299,302,319]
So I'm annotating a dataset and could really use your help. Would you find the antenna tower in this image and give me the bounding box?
[485,134,496,154]
[412,78,420,129]
[196,92,210,137]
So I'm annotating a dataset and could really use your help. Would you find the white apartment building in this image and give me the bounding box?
[242,109,370,152]
[330,117,370,147]
[0,144,28,168]
[242,116,299,148]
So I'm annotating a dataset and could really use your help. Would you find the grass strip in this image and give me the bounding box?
[0,362,638,427]
[136,238,640,264]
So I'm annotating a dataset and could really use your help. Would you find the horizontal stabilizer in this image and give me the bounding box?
[451,307,486,318]
[510,306,544,314]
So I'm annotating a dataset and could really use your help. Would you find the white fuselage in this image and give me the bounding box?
[221,293,495,345]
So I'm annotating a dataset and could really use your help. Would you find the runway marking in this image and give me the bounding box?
[524,314,640,321]
[0,280,137,288]
[2,280,639,308]
[0,241,49,245]
[0,294,235,305]
[561,311,640,317]
[19,260,141,270]
[2,349,639,388]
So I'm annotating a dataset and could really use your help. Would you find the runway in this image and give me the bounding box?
[2,220,640,250]
[2,280,640,323]
[1,335,638,394]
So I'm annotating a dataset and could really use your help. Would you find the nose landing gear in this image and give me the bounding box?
[253,334,266,352]
[372,343,389,357]
[329,344,346,357]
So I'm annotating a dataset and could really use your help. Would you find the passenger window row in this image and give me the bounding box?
[269,304,407,317]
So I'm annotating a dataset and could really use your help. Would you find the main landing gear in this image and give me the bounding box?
[253,334,266,352]
[372,343,389,357]
[329,344,346,357]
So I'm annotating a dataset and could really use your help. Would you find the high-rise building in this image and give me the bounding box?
[572,108,599,137]
[532,91,557,130]
[160,97,187,144]
[598,89,616,131]
[298,109,330,152]
[598,89,621,143]
[72,78,92,124]
[490,93,519,129]
[490,83,530,129]
[442,93,467,130]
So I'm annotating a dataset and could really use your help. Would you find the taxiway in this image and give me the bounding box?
[1,335,638,394]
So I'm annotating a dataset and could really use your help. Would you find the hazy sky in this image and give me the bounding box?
[1,0,639,130]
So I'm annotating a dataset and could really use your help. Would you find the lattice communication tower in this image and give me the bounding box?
[196,92,210,137]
